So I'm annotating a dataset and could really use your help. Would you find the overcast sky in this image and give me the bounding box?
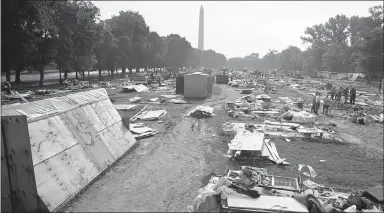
[92,1,380,59]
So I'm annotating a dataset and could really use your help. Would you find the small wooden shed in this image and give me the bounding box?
[207,75,213,94]
[176,76,184,94]
[184,72,209,98]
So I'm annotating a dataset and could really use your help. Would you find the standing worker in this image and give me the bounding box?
[322,93,331,115]
[330,86,336,100]
[337,87,343,102]
[350,87,356,105]
[2,81,12,95]
[344,86,349,104]
[311,93,317,114]
[315,92,321,115]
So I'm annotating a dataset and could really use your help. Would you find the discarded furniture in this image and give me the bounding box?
[220,195,309,212]
[226,169,299,192]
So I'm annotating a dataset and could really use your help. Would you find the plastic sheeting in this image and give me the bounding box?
[188,177,238,212]
[2,88,109,122]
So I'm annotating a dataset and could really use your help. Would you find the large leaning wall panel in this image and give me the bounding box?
[34,144,99,210]
[1,88,137,212]
[29,115,79,165]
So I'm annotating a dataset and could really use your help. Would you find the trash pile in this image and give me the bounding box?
[189,165,384,213]
[122,84,149,93]
[186,105,215,118]
[193,70,384,213]
[129,123,159,139]
[280,110,316,123]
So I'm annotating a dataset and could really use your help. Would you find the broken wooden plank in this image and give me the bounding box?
[130,106,147,122]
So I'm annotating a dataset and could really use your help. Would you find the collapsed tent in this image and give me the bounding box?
[1,89,137,212]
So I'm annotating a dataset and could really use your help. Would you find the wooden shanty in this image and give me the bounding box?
[184,72,209,98]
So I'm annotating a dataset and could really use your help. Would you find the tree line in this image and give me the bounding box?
[2,1,227,86]
[226,5,383,81]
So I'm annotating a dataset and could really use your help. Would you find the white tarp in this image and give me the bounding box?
[122,84,149,92]
[2,88,109,122]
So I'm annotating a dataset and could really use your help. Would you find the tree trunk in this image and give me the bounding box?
[76,70,78,79]
[82,70,85,81]
[39,67,44,87]
[88,71,90,84]
[64,70,68,81]
[122,67,126,78]
[6,70,11,82]
[59,69,63,84]
[15,67,22,84]
[99,68,102,81]
[136,67,139,73]
[144,67,147,72]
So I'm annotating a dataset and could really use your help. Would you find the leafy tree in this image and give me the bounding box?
[93,21,118,80]
[353,5,383,81]
[164,34,192,69]
[106,11,149,75]
[2,0,57,84]
[278,46,302,71]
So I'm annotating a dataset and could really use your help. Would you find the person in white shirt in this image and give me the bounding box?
[315,92,321,115]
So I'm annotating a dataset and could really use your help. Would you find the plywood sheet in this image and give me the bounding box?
[228,131,264,151]
[226,195,308,212]
[114,104,137,110]
[60,107,115,171]
[1,132,13,212]
[82,100,121,132]
[34,144,99,211]
[184,74,208,98]
[1,116,41,212]
[29,115,78,165]
[139,110,166,121]
[98,121,137,159]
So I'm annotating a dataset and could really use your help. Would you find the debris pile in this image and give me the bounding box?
[129,123,159,139]
[186,105,215,118]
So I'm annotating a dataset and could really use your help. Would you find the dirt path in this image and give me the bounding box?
[64,85,236,212]
[63,84,382,212]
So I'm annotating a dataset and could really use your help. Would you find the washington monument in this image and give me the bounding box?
[198,5,204,50]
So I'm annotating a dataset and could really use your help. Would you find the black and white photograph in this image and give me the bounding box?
[1,1,383,213]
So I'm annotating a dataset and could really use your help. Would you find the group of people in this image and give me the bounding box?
[329,86,356,104]
[311,92,332,115]
[311,85,358,115]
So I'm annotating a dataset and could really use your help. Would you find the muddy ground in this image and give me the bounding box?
[2,75,382,212]
[56,82,384,212]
